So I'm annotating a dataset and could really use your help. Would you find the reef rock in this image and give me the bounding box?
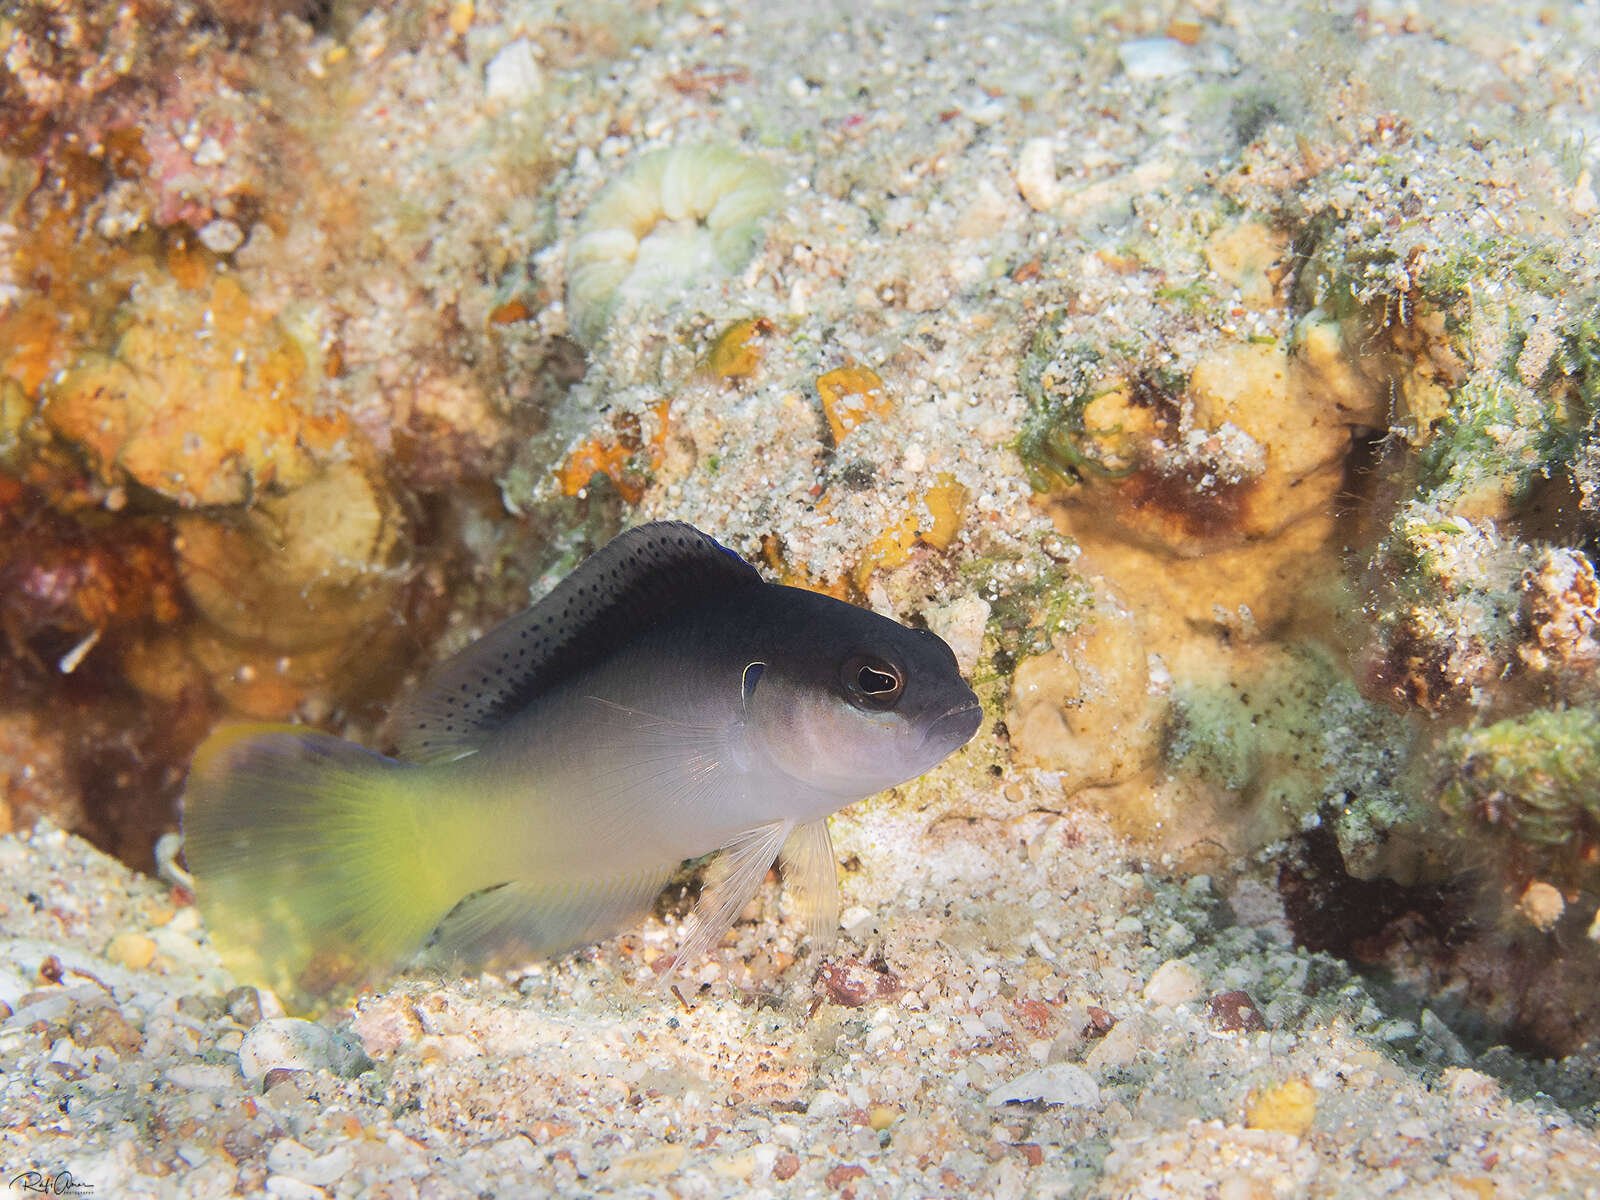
[43,276,341,508]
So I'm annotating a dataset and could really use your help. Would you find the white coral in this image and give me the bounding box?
[566,146,782,345]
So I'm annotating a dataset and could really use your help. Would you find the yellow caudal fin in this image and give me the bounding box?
[181,724,476,1009]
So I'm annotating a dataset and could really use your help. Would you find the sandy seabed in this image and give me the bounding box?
[4,0,1600,1196]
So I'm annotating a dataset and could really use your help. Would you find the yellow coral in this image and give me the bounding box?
[172,459,400,653]
[1244,1077,1317,1137]
[1008,583,1164,793]
[556,401,671,505]
[43,275,345,507]
[703,316,774,382]
[1055,335,1388,560]
[919,477,968,551]
[759,533,851,600]
[850,476,969,589]
[1203,220,1289,309]
[817,365,892,445]
[183,632,354,721]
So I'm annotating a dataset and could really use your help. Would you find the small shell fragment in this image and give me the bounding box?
[985,1063,1101,1108]
[238,1017,371,1087]
[1015,138,1060,212]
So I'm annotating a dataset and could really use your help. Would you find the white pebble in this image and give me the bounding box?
[197,219,244,254]
[1375,1018,1419,1042]
[166,1063,239,1091]
[923,595,991,677]
[267,1139,354,1188]
[192,136,226,167]
[1571,170,1597,217]
[839,905,876,937]
[805,1089,847,1118]
[238,1017,369,1086]
[1117,38,1195,80]
[1143,959,1205,1008]
[1442,1067,1500,1102]
[10,991,76,1025]
[168,906,203,934]
[1158,921,1194,952]
[264,1176,326,1200]
[485,38,543,103]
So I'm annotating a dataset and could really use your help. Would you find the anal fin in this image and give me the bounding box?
[425,867,674,971]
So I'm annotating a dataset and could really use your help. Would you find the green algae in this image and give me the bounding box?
[1153,277,1218,314]
[1436,706,1600,857]
[1415,371,1582,506]
[1361,300,1597,718]
[1164,644,1423,875]
[1547,303,1600,412]
[963,544,1092,688]
[1297,219,1593,514]
[1014,318,1107,492]
[1013,319,1177,492]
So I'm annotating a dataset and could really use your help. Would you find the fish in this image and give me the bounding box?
[181,521,982,1004]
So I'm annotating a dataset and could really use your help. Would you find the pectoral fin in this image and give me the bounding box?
[668,820,793,980]
[426,867,675,970]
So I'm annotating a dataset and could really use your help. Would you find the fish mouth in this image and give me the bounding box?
[921,698,983,751]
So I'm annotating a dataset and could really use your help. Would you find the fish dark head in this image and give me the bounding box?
[738,586,983,813]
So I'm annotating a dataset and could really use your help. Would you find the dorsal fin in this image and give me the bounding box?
[391,522,762,763]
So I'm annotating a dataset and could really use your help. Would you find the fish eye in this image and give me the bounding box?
[842,654,904,709]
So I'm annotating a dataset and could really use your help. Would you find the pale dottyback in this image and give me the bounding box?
[182,522,982,1006]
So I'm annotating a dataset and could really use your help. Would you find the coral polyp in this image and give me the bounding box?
[566,146,783,345]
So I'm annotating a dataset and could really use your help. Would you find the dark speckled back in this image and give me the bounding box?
[389,522,762,764]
